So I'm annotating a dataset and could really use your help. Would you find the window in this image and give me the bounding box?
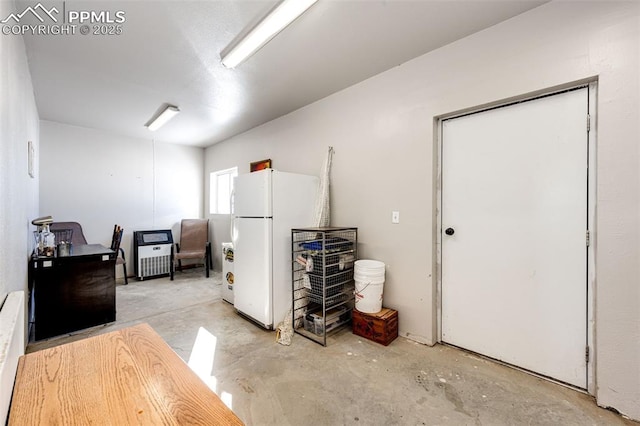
[210,167,237,214]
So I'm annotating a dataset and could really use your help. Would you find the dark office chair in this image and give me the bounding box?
[50,221,87,245]
[170,219,211,280]
[110,224,128,285]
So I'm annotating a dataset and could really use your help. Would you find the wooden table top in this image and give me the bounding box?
[9,323,244,425]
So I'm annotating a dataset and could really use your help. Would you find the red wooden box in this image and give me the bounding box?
[352,308,398,346]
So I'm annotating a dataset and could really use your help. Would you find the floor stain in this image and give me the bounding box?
[437,381,474,419]
[235,377,255,394]
[415,374,430,391]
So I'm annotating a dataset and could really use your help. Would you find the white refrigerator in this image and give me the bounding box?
[232,169,319,329]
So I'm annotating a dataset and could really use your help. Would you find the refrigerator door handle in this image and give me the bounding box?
[230,188,236,243]
[230,187,235,216]
[230,215,237,245]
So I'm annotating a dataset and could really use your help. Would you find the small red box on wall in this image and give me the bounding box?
[352,308,398,346]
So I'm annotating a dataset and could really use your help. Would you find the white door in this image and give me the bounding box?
[233,217,273,327]
[441,88,588,388]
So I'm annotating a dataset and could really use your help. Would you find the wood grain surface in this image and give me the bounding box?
[9,323,244,425]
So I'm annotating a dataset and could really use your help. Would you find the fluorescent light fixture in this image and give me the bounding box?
[146,105,180,131]
[221,0,318,68]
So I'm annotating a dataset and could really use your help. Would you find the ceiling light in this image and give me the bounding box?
[146,105,180,131]
[221,0,318,69]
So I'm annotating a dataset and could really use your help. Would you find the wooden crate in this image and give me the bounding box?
[352,308,398,346]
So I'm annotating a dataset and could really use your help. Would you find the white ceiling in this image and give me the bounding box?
[21,0,547,147]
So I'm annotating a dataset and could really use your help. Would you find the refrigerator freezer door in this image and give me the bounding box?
[234,169,272,217]
[233,217,273,328]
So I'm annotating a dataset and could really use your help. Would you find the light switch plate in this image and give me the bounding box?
[392,211,400,224]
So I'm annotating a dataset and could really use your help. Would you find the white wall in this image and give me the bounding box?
[39,121,204,278]
[205,1,640,419]
[0,0,40,303]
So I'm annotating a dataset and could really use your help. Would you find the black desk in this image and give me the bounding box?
[30,244,116,341]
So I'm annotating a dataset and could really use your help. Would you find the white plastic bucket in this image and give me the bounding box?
[354,260,385,313]
[354,273,385,282]
[355,259,385,274]
[355,278,384,313]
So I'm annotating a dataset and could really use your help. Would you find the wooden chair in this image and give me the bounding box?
[110,225,128,285]
[170,219,211,280]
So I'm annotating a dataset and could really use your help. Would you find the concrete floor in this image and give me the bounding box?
[27,271,636,426]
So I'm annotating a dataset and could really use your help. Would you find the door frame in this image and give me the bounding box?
[434,80,597,395]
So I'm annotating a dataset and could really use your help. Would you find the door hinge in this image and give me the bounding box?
[585,346,590,363]
[587,114,591,132]
[586,230,590,247]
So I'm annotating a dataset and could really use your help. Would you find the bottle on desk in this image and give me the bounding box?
[34,224,55,257]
